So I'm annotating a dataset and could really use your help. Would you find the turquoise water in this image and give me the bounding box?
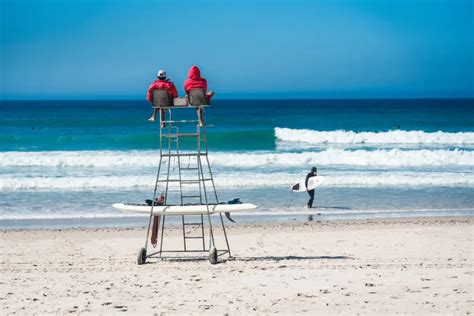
[2,99,473,151]
[0,99,473,229]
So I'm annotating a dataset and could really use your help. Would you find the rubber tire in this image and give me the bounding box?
[209,247,218,265]
[137,247,147,265]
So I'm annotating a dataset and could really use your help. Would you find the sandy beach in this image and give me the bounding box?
[0,217,472,315]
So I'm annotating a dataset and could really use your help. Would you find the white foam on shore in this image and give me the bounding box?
[242,208,474,216]
[275,128,474,145]
[1,148,474,168]
[0,212,145,220]
[1,208,472,221]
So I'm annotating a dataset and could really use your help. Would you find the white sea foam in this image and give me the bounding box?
[0,150,161,168]
[210,149,474,167]
[2,208,472,221]
[0,212,145,220]
[1,172,472,191]
[1,148,474,168]
[0,175,154,191]
[275,127,474,145]
[244,208,474,216]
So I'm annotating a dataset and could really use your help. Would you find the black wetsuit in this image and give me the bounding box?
[305,172,316,208]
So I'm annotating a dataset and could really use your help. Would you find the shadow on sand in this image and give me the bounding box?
[143,255,353,264]
[232,255,353,262]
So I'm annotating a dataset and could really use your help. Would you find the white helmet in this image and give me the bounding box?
[157,69,166,79]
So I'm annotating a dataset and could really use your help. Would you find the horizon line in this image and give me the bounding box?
[1,96,473,102]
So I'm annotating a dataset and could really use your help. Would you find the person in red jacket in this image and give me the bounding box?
[146,69,178,126]
[184,65,214,127]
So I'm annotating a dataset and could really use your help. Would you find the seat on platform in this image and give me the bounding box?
[152,90,173,107]
[188,88,208,106]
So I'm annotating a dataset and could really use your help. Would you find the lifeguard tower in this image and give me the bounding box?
[137,89,233,264]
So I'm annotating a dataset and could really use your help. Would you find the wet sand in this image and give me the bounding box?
[0,217,473,314]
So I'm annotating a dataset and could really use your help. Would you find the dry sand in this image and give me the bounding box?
[0,217,473,315]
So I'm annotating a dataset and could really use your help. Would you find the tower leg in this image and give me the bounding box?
[159,215,166,258]
[218,212,232,258]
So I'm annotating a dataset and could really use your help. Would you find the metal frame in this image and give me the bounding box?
[140,105,231,264]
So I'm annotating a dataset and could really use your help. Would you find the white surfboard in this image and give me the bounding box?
[291,176,325,192]
[113,203,258,216]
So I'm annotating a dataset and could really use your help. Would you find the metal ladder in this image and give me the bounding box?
[139,106,231,264]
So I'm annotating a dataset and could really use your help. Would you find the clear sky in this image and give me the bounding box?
[0,0,473,99]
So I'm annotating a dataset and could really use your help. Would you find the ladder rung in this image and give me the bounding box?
[162,153,207,157]
[157,179,199,183]
[184,236,204,239]
[156,179,212,183]
[161,133,199,138]
[180,168,199,170]
[181,179,213,183]
[183,223,203,226]
[181,195,201,198]
[161,119,199,123]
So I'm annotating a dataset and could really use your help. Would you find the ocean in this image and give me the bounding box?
[1,99,473,229]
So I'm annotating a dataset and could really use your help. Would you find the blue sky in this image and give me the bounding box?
[0,0,473,99]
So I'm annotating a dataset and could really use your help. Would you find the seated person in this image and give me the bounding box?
[146,69,178,126]
[184,65,215,127]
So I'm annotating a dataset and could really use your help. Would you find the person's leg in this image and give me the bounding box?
[307,189,315,208]
[197,108,205,127]
[148,108,158,122]
[206,90,215,104]
[160,109,166,128]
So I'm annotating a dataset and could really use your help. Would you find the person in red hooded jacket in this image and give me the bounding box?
[184,65,214,127]
[146,69,178,126]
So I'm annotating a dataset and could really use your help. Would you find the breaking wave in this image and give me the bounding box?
[2,149,473,168]
[275,128,474,145]
[210,149,474,167]
[1,172,473,191]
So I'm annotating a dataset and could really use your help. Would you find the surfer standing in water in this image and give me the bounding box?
[306,166,317,208]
